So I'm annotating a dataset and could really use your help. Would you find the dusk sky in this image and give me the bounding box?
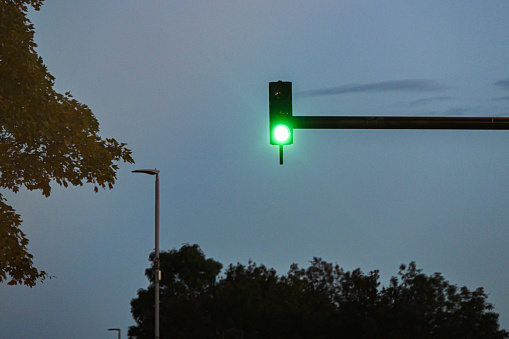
[2,1,509,338]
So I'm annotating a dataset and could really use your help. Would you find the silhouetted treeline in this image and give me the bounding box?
[129,244,508,339]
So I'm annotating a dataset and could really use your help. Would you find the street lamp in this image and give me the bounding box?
[132,169,160,339]
[107,328,121,339]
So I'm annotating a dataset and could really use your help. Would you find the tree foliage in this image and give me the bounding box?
[129,244,223,339]
[129,245,508,339]
[0,0,134,286]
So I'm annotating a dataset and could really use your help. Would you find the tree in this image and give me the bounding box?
[129,244,223,339]
[288,259,508,338]
[129,245,508,339]
[212,261,302,338]
[0,0,134,286]
[288,258,382,337]
[377,262,507,338]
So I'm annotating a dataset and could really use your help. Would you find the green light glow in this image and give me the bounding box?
[274,125,290,143]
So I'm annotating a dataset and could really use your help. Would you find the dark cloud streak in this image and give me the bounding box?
[410,96,452,106]
[493,95,509,101]
[442,107,467,116]
[299,79,446,97]
[494,79,509,90]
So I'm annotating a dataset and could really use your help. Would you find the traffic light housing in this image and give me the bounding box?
[269,81,293,145]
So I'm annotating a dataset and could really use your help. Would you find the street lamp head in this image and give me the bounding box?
[132,169,160,175]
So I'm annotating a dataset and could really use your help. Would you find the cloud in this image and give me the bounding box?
[492,95,509,101]
[410,96,452,106]
[299,79,446,97]
[494,79,509,90]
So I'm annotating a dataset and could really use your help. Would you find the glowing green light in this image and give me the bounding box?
[274,125,290,143]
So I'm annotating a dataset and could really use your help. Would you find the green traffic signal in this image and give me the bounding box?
[274,124,291,143]
[269,81,293,145]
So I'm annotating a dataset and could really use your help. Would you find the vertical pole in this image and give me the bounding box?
[155,173,160,339]
[279,145,284,165]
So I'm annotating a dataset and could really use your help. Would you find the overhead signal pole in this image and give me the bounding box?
[269,81,509,164]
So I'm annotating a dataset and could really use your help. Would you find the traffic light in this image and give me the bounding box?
[269,81,293,145]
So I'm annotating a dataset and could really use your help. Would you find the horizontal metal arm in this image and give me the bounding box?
[292,116,509,130]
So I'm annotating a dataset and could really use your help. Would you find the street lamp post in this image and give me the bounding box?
[132,169,160,339]
[107,328,121,339]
